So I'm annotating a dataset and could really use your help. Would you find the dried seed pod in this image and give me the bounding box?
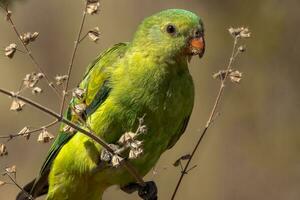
[118,132,136,145]
[0,180,6,186]
[32,87,43,95]
[18,126,30,140]
[229,70,242,83]
[0,144,8,156]
[55,75,68,85]
[129,148,143,159]
[5,165,16,173]
[10,99,25,112]
[21,32,39,45]
[5,43,17,58]
[129,140,143,149]
[228,27,251,38]
[37,129,54,143]
[72,88,86,100]
[88,27,100,42]
[73,103,87,115]
[111,155,123,167]
[86,2,100,14]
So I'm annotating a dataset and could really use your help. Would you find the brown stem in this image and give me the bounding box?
[2,6,60,97]
[59,2,88,116]
[0,88,145,187]
[0,120,58,140]
[4,172,33,200]
[171,36,239,200]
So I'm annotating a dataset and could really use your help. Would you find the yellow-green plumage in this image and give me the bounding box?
[17,9,204,200]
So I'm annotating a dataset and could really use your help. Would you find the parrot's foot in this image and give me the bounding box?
[121,181,158,200]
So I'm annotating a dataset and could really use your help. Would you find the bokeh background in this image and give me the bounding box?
[0,0,299,199]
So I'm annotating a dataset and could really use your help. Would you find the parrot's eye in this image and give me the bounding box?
[166,24,177,35]
[195,29,202,38]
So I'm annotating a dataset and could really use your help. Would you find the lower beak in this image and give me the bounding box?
[189,36,205,58]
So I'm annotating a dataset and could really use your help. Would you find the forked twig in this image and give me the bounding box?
[171,29,249,199]
[0,88,145,187]
[0,5,60,97]
[59,1,88,116]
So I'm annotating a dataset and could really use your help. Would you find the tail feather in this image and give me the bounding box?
[16,179,35,200]
[16,169,49,200]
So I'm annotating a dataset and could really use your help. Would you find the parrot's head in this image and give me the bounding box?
[132,9,205,62]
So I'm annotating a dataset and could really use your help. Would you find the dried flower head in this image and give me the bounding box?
[229,70,242,83]
[5,165,16,173]
[129,140,143,149]
[5,43,17,58]
[23,72,43,88]
[62,125,76,134]
[37,73,45,79]
[20,32,39,45]
[118,132,136,145]
[37,129,54,143]
[0,144,8,156]
[213,69,243,83]
[55,75,68,85]
[111,155,123,167]
[0,180,6,187]
[86,1,100,15]
[72,88,86,100]
[73,103,87,115]
[88,27,100,42]
[129,147,143,159]
[100,144,119,162]
[18,126,30,140]
[228,27,251,38]
[238,45,246,53]
[32,87,43,95]
[10,99,25,111]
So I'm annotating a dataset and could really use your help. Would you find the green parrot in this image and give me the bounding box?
[17,9,205,200]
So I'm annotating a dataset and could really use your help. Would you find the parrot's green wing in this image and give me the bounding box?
[28,43,129,197]
[167,115,191,149]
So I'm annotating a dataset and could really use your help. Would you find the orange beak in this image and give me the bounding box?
[189,36,205,58]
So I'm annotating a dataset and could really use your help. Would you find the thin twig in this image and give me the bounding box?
[0,88,145,187]
[1,6,60,97]
[3,172,33,200]
[78,32,89,44]
[171,36,240,200]
[59,2,88,116]
[0,120,58,141]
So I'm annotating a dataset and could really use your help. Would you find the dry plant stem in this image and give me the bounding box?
[3,172,33,200]
[171,36,239,200]
[0,88,145,187]
[0,120,58,140]
[59,2,88,116]
[1,6,60,98]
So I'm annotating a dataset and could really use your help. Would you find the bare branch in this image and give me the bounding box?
[1,6,60,97]
[0,120,58,141]
[0,88,145,187]
[2,172,33,200]
[59,1,88,116]
[171,28,250,199]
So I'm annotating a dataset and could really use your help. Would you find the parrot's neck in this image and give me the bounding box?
[127,43,189,73]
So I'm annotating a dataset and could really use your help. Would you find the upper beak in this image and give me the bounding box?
[189,36,205,58]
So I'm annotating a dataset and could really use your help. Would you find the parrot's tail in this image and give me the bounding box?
[16,179,35,200]
[16,176,49,200]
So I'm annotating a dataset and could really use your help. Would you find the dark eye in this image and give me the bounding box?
[195,30,201,37]
[166,24,177,35]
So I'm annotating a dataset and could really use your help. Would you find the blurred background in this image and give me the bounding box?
[0,0,299,199]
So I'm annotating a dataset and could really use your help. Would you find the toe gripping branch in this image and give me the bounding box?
[121,181,158,200]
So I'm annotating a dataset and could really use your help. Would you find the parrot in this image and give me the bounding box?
[17,8,205,200]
